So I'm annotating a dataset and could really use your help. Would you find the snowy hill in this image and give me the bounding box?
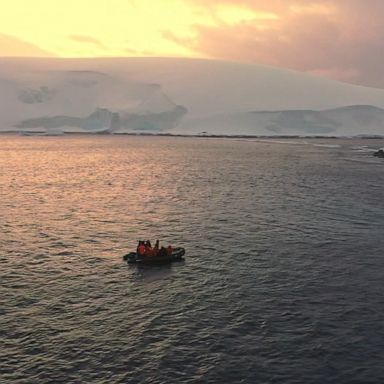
[1,57,384,136]
[175,105,384,136]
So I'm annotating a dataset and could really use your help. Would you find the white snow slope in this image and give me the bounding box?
[1,57,384,136]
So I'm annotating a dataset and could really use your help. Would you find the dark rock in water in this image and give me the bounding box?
[373,149,384,158]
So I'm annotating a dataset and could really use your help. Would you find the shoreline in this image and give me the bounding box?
[0,131,383,140]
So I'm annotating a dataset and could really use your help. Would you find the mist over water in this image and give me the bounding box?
[1,136,384,383]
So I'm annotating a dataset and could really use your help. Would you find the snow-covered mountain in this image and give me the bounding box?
[1,57,384,136]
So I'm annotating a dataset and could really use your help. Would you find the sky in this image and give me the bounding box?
[0,0,383,88]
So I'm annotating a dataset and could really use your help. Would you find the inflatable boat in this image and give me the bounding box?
[123,247,185,264]
[373,149,384,158]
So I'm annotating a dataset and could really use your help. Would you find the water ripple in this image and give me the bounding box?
[1,136,384,383]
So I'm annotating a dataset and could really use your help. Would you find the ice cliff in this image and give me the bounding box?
[1,57,384,136]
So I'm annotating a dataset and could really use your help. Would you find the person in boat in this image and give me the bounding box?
[144,240,152,256]
[152,240,160,257]
[137,241,146,256]
[158,246,168,257]
[167,245,173,256]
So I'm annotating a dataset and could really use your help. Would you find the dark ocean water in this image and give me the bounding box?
[1,135,384,384]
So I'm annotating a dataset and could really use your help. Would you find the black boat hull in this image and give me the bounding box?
[123,247,185,264]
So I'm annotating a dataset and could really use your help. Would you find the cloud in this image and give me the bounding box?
[0,33,55,57]
[161,31,196,50]
[125,47,158,56]
[69,35,106,48]
[167,0,384,87]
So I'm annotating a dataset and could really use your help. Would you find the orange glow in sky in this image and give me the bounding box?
[1,0,380,88]
[0,0,278,58]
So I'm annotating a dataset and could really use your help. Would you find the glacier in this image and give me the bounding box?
[1,57,384,136]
